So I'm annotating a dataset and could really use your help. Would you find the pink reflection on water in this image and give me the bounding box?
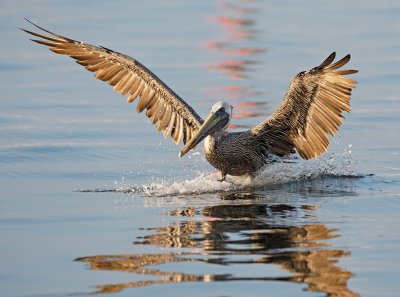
[204,41,266,57]
[203,85,262,99]
[203,0,268,129]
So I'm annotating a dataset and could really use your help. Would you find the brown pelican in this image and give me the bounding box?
[22,20,357,181]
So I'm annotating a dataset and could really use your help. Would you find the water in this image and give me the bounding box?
[1,1,399,296]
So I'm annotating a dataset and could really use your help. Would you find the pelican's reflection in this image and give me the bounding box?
[136,203,335,253]
[77,189,358,296]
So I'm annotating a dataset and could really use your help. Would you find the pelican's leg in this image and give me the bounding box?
[218,172,226,182]
[248,173,255,182]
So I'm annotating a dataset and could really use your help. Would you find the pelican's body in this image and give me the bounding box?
[204,131,266,178]
[23,20,358,181]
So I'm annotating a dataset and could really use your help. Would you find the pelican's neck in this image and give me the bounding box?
[203,130,226,155]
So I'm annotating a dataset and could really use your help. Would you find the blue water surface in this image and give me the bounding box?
[1,1,399,297]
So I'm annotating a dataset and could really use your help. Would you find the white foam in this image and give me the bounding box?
[116,145,357,197]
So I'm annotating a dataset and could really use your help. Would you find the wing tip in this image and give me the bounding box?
[325,53,353,71]
[319,52,336,69]
[22,18,75,43]
[20,27,29,34]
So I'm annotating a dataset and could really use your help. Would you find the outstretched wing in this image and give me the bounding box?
[22,19,203,145]
[252,52,358,160]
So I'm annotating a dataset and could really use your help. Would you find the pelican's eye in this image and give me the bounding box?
[219,107,226,113]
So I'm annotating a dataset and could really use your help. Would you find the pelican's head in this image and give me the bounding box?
[210,101,233,128]
[179,101,233,158]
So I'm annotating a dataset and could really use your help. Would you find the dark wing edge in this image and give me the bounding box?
[251,52,358,160]
[22,19,203,145]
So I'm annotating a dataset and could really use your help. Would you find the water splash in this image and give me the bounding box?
[252,144,356,187]
[115,145,357,197]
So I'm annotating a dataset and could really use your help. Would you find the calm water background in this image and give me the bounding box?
[1,1,400,296]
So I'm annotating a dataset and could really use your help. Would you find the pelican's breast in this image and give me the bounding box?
[204,135,215,155]
[203,131,266,176]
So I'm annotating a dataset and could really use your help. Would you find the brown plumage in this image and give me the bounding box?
[21,19,202,146]
[252,52,357,160]
[22,20,358,181]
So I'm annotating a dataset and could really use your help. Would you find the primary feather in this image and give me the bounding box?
[22,19,203,145]
[252,52,358,160]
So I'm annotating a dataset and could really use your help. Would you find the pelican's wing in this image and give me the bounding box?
[22,20,203,145]
[252,52,358,160]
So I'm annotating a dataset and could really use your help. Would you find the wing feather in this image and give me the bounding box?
[150,99,162,125]
[252,52,358,160]
[22,20,203,145]
[164,112,176,138]
[137,88,156,112]
[108,68,128,86]
[158,105,172,132]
